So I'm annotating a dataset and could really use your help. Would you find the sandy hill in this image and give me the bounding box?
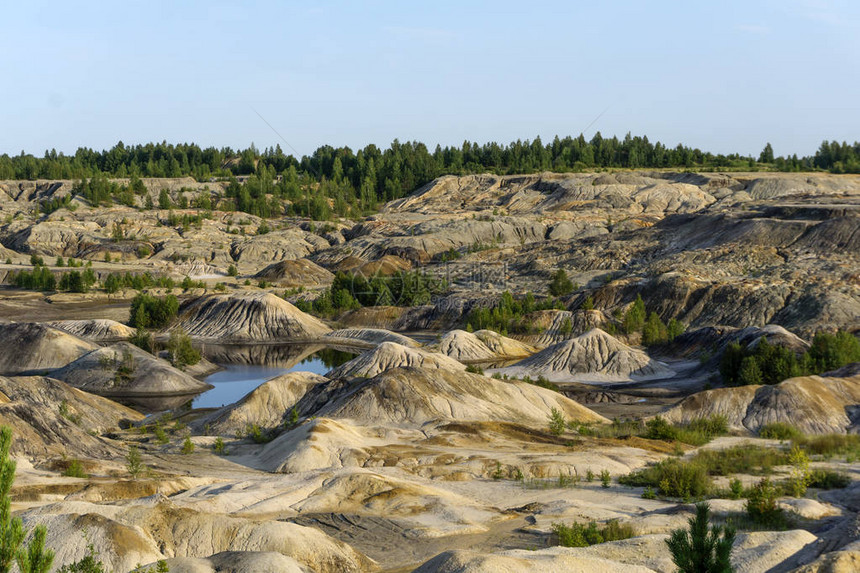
[21,497,374,573]
[0,375,142,458]
[326,342,465,379]
[50,342,212,397]
[439,329,536,362]
[254,258,334,287]
[177,292,331,342]
[661,373,860,434]
[0,322,99,375]
[196,371,326,436]
[324,328,420,349]
[299,366,606,427]
[498,328,674,382]
[48,319,135,342]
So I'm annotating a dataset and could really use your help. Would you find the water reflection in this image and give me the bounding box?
[117,344,358,414]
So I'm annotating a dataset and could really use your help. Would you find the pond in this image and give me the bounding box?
[117,345,357,413]
[192,345,357,409]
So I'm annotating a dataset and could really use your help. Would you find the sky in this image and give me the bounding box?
[2,0,858,159]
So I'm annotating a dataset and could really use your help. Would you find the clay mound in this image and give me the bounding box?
[438,330,535,362]
[324,328,420,349]
[49,319,135,342]
[662,374,860,434]
[51,342,212,397]
[326,342,465,379]
[197,372,326,436]
[300,366,607,427]
[411,529,818,573]
[528,310,611,348]
[177,292,331,342]
[22,498,374,573]
[139,552,306,573]
[500,329,674,382]
[0,375,141,458]
[0,322,99,375]
[0,376,142,458]
[254,258,334,287]
[724,324,810,354]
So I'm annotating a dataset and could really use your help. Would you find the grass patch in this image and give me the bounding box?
[807,469,851,490]
[579,415,728,447]
[553,520,636,547]
[691,445,789,476]
[619,458,713,499]
[792,434,860,460]
[759,423,802,441]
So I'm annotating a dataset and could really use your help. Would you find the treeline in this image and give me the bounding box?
[4,135,857,213]
[720,331,860,386]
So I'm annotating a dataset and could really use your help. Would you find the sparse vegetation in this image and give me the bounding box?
[553,520,635,547]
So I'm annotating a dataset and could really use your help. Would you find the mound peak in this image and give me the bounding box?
[0,322,99,375]
[177,292,331,342]
[662,373,860,434]
[297,367,607,428]
[439,329,536,362]
[498,328,674,382]
[48,319,135,342]
[326,342,465,379]
[51,342,212,397]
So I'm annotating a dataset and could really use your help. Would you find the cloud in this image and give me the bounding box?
[735,24,771,34]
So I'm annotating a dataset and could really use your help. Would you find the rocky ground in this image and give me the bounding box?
[0,171,858,572]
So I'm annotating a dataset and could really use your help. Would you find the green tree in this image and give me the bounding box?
[623,295,646,334]
[548,408,566,436]
[666,502,735,573]
[759,143,774,163]
[126,445,144,479]
[158,189,171,210]
[17,525,53,573]
[548,270,574,297]
[0,427,55,573]
[167,328,200,370]
[642,312,668,346]
[738,356,763,385]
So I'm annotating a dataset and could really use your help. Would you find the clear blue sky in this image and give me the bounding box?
[3,0,858,158]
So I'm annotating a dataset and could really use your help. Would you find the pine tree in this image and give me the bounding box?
[0,427,54,573]
[666,502,735,573]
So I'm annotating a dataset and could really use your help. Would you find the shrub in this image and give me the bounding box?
[227,264,238,277]
[548,269,575,297]
[213,437,227,455]
[62,460,88,478]
[620,459,712,499]
[691,445,788,476]
[746,477,786,527]
[644,416,678,441]
[600,469,611,488]
[465,364,484,374]
[131,328,154,354]
[126,445,143,478]
[666,502,734,573]
[792,434,860,458]
[548,408,566,436]
[787,445,811,497]
[553,520,635,548]
[181,437,194,455]
[759,423,802,441]
[807,469,851,489]
[167,327,200,369]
